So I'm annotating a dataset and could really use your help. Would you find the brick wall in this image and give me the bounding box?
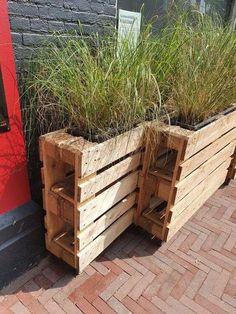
[8,0,117,68]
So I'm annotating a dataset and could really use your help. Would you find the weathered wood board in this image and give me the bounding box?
[136,107,236,241]
[40,126,144,273]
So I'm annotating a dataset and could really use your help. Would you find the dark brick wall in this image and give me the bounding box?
[8,0,117,68]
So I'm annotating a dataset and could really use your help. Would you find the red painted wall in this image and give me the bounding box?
[0,0,31,214]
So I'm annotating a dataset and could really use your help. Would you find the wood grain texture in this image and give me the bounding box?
[78,171,139,229]
[78,152,141,202]
[78,208,134,272]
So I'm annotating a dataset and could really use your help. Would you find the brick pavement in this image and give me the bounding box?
[1,180,236,314]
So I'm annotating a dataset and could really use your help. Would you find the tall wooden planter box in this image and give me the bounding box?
[40,108,236,270]
[137,108,236,241]
[40,126,144,272]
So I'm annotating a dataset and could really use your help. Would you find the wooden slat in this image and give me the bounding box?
[137,216,163,240]
[161,138,186,239]
[51,173,97,204]
[61,208,74,225]
[184,107,236,159]
[171,159,231,221]
[45,211,67,243]
[135,174,156,223]
[166,167,228,241]
[73,154,80,269]
[78,153,141,202]
[77,208,134,272]
[40,130,95,167]
[158,123,192,151]
[41,152,67,207]
[44,191,63,219]
[42,188,46,210]
[40,133,75,165]
[159,133,186,151]
[77,193,136,250]
[45,236,75,268]
[227,150,236,181]
[78,171,139,229]
[160,123,193,138]
[149,149,177,181]
[142,207,166,226]
[44,215,47,229]
[233,158,236,169]
[179,127,236,180]
[80,127,144,177]
[51,175,75,203]
[149,169,172,182]
[149,197,165,210]
[41,140,68,241]
[54,232,74,254]
[47,191,74,224]
[134,126,158,224]
[174,141,236,203]
[41,167,45,185]
[155,179,172,201]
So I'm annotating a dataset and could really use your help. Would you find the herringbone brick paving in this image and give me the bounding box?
[1,180,236,313]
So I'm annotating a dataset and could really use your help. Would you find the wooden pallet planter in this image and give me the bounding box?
[227,147,236,181]
[40,126,144,272]
[136,107,236,241]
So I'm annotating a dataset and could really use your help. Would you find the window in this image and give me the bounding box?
[117,0,168,24]
[117,0,235,22]
[230,0,236,28]
[192,0,233,20]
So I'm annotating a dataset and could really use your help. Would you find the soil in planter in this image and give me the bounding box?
[67,124,138,143]
[67,108,161,143]
[67,128,109,143]
[170,104,236,131]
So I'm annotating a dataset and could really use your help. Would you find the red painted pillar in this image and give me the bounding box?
[0,0,31,214]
